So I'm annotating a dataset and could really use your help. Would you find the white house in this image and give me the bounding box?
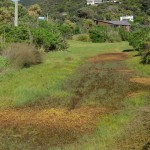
[87,0,117,5]
[120,16,134,22]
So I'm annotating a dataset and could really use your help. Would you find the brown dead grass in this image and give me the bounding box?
[127,91,144,98]
[88,53,127,63]
[130,78,150,86]
[0,107,107,133]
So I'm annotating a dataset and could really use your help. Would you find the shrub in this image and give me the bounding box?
[32,21,68,51]
[89,26,107,43]
[107,29,122,43]
[128,28,150,51]
[5,26,29,42]
[119,27,129,41]
[4,43,42,68]
[141,50,150,64]
[73,34,91,42]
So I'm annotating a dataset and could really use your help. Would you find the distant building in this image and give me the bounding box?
[38,17,46,20]
[94,19,131,32]
[87,0,118,5]
[120,16,134,22]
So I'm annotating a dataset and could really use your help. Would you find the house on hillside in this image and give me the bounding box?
[87,0,118,5]
[120,16,134,22]
[94,20,131,31]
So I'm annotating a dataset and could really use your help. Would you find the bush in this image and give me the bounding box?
[4,43,42,68]
[107,29,122,43]
[89,26,122,43]
[32,21,68,51]
[73,34,91,42]
[89,26,107,43]
[141,50,150,64]
[128,28,150,51]
[5,26,29,43]
[119,27,129,41]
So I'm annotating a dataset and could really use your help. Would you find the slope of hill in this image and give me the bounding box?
[20,0,150,24]
[20,0,38,7]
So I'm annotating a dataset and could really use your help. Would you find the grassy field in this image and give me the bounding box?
[0,41,149,150]
[0,41,130,108]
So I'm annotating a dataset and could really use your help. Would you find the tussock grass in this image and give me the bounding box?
[3,43,42,68]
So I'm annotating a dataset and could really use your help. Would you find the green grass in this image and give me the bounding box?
[126,51,150,76]
[0,41,131,108]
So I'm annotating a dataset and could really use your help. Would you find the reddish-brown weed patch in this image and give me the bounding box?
[0,107,107,148]
[130,77,150,86]
[88,53,127,63]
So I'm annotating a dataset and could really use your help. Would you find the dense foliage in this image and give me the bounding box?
[127,27,150,64]
[5,25,29,42]
[32,21,68,51]
[20,0,150,25]
[89,26,107,43]
[89,26,121,43]
[128,28,149,51]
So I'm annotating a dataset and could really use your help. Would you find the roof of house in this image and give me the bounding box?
[94,19,130,26]
[108,21,130,26]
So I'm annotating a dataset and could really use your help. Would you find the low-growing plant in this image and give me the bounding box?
[4,43,42,68]
[0,56,9,70]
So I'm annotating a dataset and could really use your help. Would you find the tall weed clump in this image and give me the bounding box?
[73,34,91,42]
[89,26,122,43]
[107,29,122,43]
[119,27,129,41]
[4,43,42,68]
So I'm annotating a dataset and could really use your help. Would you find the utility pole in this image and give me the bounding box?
[14,0,19,27]
[47,13,49,22]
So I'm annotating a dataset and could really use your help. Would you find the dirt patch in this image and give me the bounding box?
[88,53,127,63]
[130,78,150,86]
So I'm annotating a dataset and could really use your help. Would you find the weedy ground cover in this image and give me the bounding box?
[0,41,130,108]
[0,41,149,150]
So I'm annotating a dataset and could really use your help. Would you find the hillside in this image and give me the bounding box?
[20,0,38,7]
[20,0,150,24]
